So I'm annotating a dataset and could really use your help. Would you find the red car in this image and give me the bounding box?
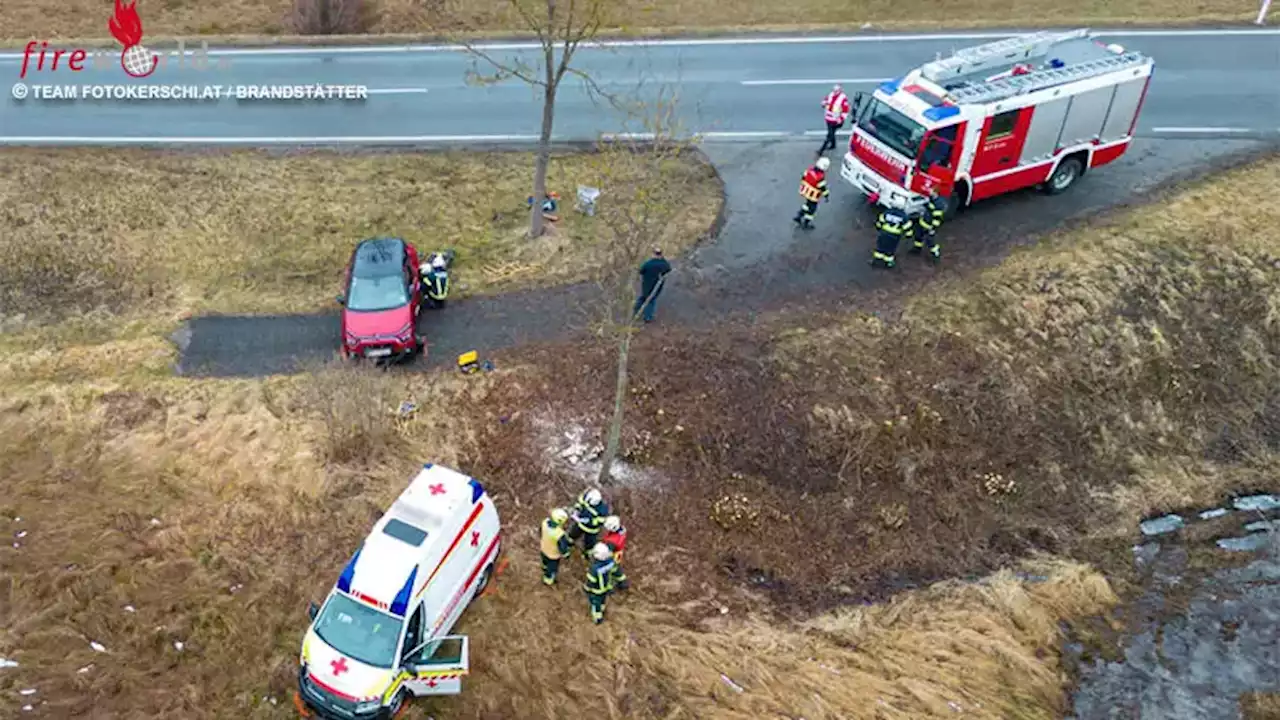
[337,237,425,361]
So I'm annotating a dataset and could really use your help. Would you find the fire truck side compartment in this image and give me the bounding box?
[1019,96,1071,164]
[1058,85,1116,148]
[1099,78,1147,142]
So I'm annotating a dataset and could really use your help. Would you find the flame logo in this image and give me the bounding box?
[107,0,157,78]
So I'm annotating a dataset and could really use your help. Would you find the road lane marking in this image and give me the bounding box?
[1150,126,1255,133]
[3,29,1276,60]
[741,77,890,86]
[802,130,853,136]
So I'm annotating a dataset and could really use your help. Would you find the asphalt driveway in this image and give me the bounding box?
[175,137,1269,377]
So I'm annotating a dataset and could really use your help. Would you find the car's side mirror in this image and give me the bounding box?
[335,294,345,305]
[308,601,320,620]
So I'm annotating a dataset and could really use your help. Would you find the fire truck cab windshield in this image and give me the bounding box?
[854,97,926,162]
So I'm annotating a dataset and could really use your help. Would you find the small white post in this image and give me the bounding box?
[1258,0,1273,25]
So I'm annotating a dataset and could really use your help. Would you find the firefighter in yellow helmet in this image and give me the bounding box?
[540,508,573,586]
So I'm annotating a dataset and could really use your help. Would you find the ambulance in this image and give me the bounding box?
[295,464,502,719]
[841,28,1155,216]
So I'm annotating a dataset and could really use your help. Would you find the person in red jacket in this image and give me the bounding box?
[793,156,831,230]
[819,84,851,154]
[600,516,629,591]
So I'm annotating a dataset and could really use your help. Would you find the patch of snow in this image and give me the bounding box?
[15,531,27,539]
[89,641,106,653]
[1243,520,1280,533]
[1233,495,1279,512]
[0,658,17,669]
[21,705,32,712]
[19,689,36,696]
[123,605,135,613]
[1217,535,1272,552]
[77,665,93,674]
[529,414,670,490]
[1199,508,1229,520]
[173,641,184,652]
[1140,515,1184,536]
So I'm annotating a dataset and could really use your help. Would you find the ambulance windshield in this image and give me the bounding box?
[314,593,405,669]
[855,97,926,160]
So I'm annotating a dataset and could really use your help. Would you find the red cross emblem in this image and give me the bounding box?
[429,483,445,495]
[331,657,349,676]
[470,531,480,547]
[426,678,438,688]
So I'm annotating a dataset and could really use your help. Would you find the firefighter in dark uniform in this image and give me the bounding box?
[793,156,831,229]
[568,488,610,557]
[910,192,945,262]
[871,206,913,269]
[584,543,617,624]
[422,253,450,308]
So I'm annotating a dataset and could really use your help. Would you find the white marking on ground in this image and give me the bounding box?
[741,77,891,85]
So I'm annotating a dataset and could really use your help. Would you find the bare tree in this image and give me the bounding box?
[587,91,696,485]
[443,0,609,238]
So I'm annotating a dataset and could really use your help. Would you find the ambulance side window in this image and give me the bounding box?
[401,605,424,664]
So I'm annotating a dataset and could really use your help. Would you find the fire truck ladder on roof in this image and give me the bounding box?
[919,28,1090,83]
[942,52,1149,105]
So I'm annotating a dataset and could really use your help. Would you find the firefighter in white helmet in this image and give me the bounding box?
[540,508,573,586]
[794,156,831,230]
[569,488,610,557]
[421,252,450,309]
[583,542,617,624]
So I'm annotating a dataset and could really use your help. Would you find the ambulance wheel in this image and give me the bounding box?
[1045,156,1084,195]
[387,689,408,717]
[476,563,494,594]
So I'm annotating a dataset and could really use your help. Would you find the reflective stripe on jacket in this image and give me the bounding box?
[799,168,829,202]
[823,91,850,123]
[584,559,616,595]
[541,519,570,559]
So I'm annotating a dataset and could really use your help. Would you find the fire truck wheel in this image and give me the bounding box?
[1045,156,1084,195]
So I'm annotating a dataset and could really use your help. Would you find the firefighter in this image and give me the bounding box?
[568,488,610,557]
[819,84,851,154]
[871,206,913,269]
[421,253,449,308]
[793,157,831,230]
[600,515,629,591]
[583,543,617,624]
[910,192,945,262]
[540,508,573,586]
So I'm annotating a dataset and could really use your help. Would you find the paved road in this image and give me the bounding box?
[174,136,1270,377]
[2,29,1279,143]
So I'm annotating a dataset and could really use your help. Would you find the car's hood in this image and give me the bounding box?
[301,628,395,702]
[343,305,412,339]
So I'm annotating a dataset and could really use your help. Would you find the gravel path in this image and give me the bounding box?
[175,138,1268,378]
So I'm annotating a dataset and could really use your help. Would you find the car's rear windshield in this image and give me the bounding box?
[347,275,409,312]
[313,593,403,669]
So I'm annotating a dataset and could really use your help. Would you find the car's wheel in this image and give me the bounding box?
[475,563,494,594]
[1045,156,1084,195]
[387,689,408,717]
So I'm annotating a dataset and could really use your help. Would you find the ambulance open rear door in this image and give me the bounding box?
[404,635,470,696]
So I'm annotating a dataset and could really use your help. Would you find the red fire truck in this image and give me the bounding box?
[840,29,1154,217]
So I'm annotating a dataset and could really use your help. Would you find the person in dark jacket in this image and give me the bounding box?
[633,248,672,323]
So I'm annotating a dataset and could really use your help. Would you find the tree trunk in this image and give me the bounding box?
[529,88,554,238]
[596,329,632,485]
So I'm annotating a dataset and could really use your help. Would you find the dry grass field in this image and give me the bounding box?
[4,153,1280,719]
[0,148,718,328]
[0,0,1256,44]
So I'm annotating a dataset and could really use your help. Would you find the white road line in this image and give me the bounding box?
[741,77,890,86]
[2,28,1276,59]
[700,131,793,138]
[1150,126,1256,133]
[802,130,853,136]
[365,87,428,95]
[0,135,543,144]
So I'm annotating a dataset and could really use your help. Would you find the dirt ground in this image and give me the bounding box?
[3,154,1280,718]
[0,148,718,327]
[3,0,1257,44]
